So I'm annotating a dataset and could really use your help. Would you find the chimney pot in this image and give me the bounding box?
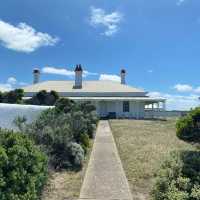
[74,64,83,88]
[75,64,83,72]
[120,69,126,84]
[33,68,40,84]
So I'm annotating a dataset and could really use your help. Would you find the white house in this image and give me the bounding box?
[23,65,166,119]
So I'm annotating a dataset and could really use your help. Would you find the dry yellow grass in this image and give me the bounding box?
[110,119,194,200]
[41,170,83,200]
[42,140,93,200]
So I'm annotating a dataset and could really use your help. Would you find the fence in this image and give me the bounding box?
[144,110,189,119]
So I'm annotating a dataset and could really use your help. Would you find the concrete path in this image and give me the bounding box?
[79,120,132,200]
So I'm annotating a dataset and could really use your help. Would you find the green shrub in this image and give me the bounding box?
[69,110,97,140]
[176,107,200,143]
[25,90,59,105]
[79,101,96,113]
[25,110,74,169]
[191,185,200,199]
[17,109,85,169]
[15,99,98,170]
[68,142,84,168]
[55,100,98,139]
[79,133,90,153]
[1,89,24,104]
[152,151,200,200]
[0,129,48,200]
[55,98,74,113]
[69,111,88,140]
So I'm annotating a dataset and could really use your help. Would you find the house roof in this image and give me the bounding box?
[23,80,146,94]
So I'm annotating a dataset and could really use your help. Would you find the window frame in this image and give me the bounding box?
[123,101,130,113]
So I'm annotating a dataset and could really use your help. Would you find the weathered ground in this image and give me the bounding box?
[110,119,194,200]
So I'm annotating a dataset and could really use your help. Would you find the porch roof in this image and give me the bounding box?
[67,96,166,103]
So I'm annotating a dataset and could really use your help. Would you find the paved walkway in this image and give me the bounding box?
[79,120,132,200]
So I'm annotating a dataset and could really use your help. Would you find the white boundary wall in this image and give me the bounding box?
[0,103,52,130]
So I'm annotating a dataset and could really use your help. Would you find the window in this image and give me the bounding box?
[123,101,130,112]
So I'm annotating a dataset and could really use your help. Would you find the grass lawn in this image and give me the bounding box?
[110,119,195,200]
[42,140,93,200]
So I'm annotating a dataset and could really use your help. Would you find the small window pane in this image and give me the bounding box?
[123,101,129,112]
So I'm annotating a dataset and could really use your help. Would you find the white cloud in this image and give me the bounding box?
[149,91,200,111]
[0,77,29,92]
[194,86,200,93]
[195,87,200,93]
[19,82,28,86]
[0,20,59,53]
[173,83,200,94]
[83,70,98,77]
[90,7,123,36]
[0,83,12,92]
[147,69,153,73]
[42,67,74,77]
[174,84,193,92]
[0,77,17,92]
[99,74,121,82]
[177,0,185,6]
[7,77,17,85]
[42,66,97,78]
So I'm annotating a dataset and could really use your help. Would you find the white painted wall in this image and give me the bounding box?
[92,101,145,118]
[68,99,145,119]
[0,103,52,130]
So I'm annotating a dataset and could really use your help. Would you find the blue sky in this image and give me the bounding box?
[0,0,200,110]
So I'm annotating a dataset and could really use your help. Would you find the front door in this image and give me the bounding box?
[99,101,107,117]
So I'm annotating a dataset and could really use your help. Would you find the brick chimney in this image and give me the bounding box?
[33,68,40,84]
[74,64,83,88]
[120,69,126,84]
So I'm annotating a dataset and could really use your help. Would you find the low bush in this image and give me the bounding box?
[20,110,83,169]
[55,98,75,113]
[79,133,90,153]
[0,129,48,200]
[152,151,200,200]
[176,107,200,143]
[68,142,85,168]
[15,99,98,170]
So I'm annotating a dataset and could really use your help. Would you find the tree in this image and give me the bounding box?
[3,89,24,104]
[25,90,59,105]
[36,90,48,105]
